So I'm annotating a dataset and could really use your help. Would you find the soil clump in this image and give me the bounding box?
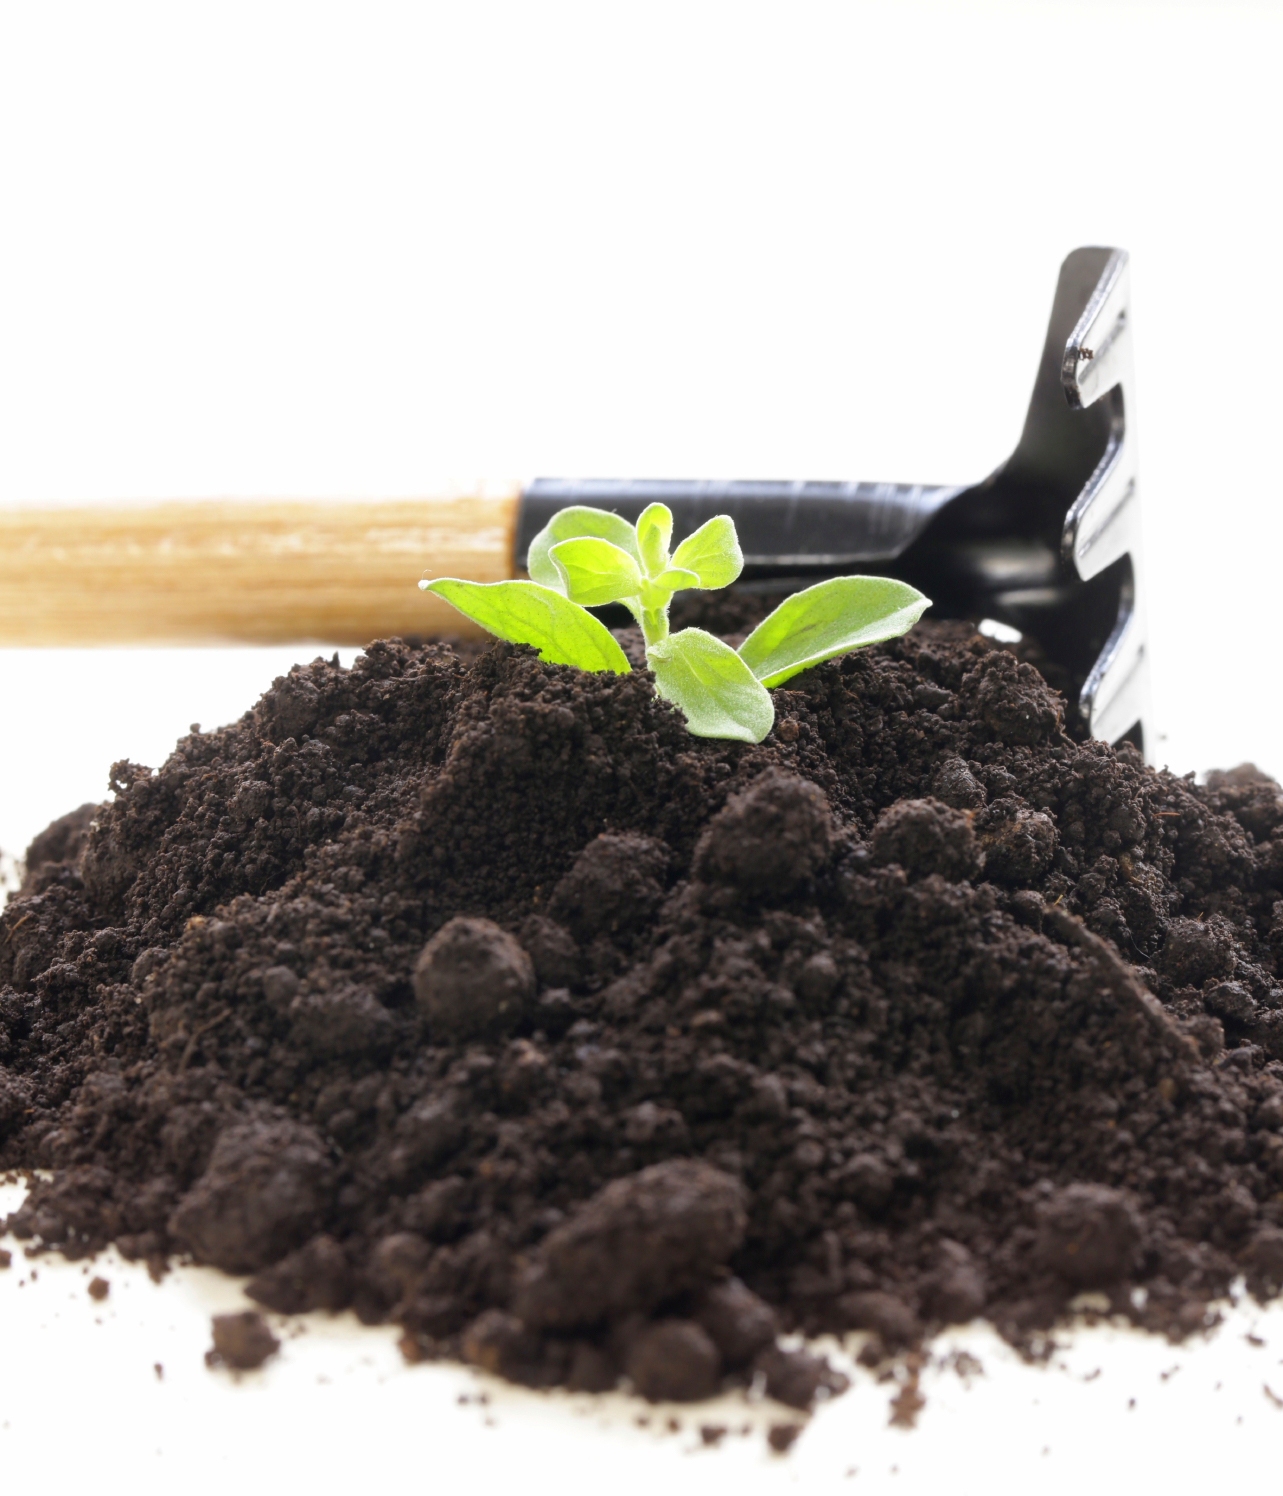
[206,1310,280,1370]
[4,606,1283,1403]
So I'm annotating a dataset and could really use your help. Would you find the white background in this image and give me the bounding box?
[2,6,1283,1484]
[3,0,1282,864]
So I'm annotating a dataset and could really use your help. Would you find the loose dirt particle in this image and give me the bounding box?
[767,1422,804,1453]
[889,1373,926,1428]
[87,1275,109,1300]
[205,1311,280,1371]
[945,1349,984,1381]
[397,1331,429,1365]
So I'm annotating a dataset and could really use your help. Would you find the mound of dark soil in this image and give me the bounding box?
[4,612,1283,1402]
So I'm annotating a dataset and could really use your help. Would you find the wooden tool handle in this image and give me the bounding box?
[0,492,521,646]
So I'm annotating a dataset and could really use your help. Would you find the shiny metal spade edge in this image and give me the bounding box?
[517,246,1151,755]
[1060,251,1147,749]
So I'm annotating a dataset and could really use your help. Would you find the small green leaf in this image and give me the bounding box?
[670,514,744,590]
[421,577,630,674]
[526,506,641,592]
[738,576,931,687]
[655,565,700,593]
[549,536,644,608]
[638,567,700,609]
[647,628,774,743]
[636,502,673,575]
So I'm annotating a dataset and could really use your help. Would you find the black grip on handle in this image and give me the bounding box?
[515,478,964,572]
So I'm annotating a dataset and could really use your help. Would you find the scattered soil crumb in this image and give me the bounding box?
[889,1371,926,1428]
[398,1331,430,1364]
[0,1249,10,1269]
[699,1424,727,1446]
[942,1348,984,1382]
[1265,1384,1283,1409]
[154,1362,163,1380]
[767,1422,804,1453]
[205,1310,280,1370]
[87,1275,109,1301]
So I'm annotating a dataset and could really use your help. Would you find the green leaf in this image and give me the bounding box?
[420,577,631,674]
[548,536,643,608]
[638,567,700,609]
[635,502,673,575]
[670,514,744,590]
[737,575,931,687]
[526,506,641,592]
[655,566,701,593]
[647,628,774,743]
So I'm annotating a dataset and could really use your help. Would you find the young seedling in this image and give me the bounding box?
[420,504,930,743]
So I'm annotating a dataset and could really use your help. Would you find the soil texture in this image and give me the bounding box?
[4,605,1283,1403]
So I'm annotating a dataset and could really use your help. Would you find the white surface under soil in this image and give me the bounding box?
[3,1178,1282,1495]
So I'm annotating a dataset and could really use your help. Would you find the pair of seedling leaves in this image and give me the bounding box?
[421,504,930,743]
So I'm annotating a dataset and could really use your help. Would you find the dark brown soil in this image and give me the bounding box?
[4,605,1283,1405]
[206,1309,280,1370]
[767,1421,804,1453]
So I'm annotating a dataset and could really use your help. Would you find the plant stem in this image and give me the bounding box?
[641,606,669,646]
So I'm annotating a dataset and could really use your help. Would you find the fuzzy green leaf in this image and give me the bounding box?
[526,506,641,592]
[636,502,673,575]
[738,576,931,687]
[647,627,774,743]
[420,577,630,674]
[670,514,744,590]
[638,567,700,609]
[549,536,644,608]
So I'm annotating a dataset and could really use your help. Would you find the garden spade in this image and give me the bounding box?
[0,246,1148,753]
